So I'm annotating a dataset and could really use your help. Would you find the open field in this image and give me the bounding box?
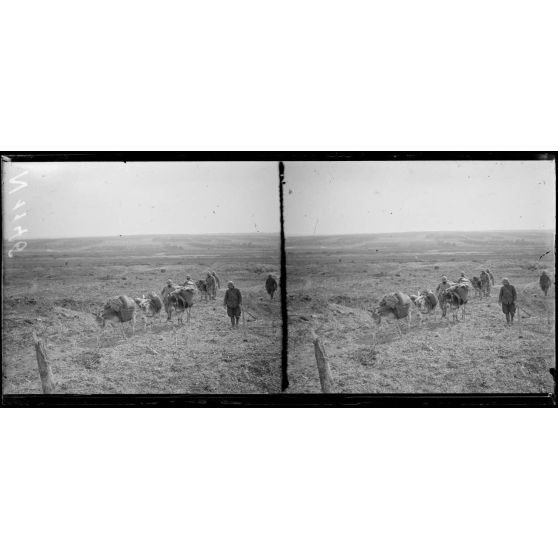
[2,234,281,394]
[286,230,555,393]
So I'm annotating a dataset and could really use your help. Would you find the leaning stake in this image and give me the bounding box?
[32,331,55,394]
[310,329,334,393]
[242,306,247,339]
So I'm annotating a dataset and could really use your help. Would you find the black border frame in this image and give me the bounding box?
[1,151,556,407]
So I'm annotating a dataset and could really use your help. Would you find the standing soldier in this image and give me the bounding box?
[480,270,490,297]
[486,268,495,286]
[206,271,217,300]
[223,281,243,328]
[265,274,278,300]
[436,275,452,310]
[183,274,196,288]
[540,270,551,296]
[435,276,451,296]
[210,270,221,291]
[498,278,517,326]
[161,279,177,321]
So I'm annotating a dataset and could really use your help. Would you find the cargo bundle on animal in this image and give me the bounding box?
[165,286,196,325]
[410,289,438,326]
[134,292,164,330]
[369,292,412,339]
[92,295,138,344]
[438,278,470,322]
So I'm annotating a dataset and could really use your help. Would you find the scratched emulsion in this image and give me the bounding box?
[279,162,289,391]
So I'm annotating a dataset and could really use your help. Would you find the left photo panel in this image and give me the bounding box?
[2,159,282,395]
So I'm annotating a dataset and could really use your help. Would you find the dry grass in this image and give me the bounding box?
[2,235,281,394]
[286,230,555,393]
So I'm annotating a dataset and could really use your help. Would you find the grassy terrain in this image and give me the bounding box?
[2,234,281,394]
[286,230,555,393]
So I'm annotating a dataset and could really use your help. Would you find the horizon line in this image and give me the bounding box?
[9,231,282,242]
[7,227,555,242]
[286,227,556,238]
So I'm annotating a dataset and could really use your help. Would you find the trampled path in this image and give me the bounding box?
[3,289,282,394]
[287,288,555,394]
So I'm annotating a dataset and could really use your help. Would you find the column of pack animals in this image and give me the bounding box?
[89,271,280,344]
[363,269,553,338]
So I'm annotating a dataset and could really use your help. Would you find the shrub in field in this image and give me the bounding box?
[354,347,378,366]
[76,350,102,370]
[251,264,277,275]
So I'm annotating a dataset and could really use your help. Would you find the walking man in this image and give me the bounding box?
[498,278,517,326]
[435,276,451,296]
[183,274,196,289]
[161,279,177,321]
[224,281,243,328]
[480,270,491,297]
[540,270,551,296]
[265,274,278,300]
[206,271,217,300]
[210,270,221,291]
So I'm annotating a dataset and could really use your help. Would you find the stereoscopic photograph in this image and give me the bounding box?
[2,154,556,402]
[2,160,282,394]
[284,159,555,394]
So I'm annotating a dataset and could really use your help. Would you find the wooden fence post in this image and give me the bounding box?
[310,329,334,393]
[32,331,55,394]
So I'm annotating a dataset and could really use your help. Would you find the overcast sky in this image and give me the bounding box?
[2,161,279,239]
[284,160,555,235]
[3,159,555,240]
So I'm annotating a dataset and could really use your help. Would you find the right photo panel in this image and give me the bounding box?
[284,159,555,393]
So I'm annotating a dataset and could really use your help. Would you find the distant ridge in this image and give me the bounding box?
[288,228,555,239]
[17,231,281,242]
